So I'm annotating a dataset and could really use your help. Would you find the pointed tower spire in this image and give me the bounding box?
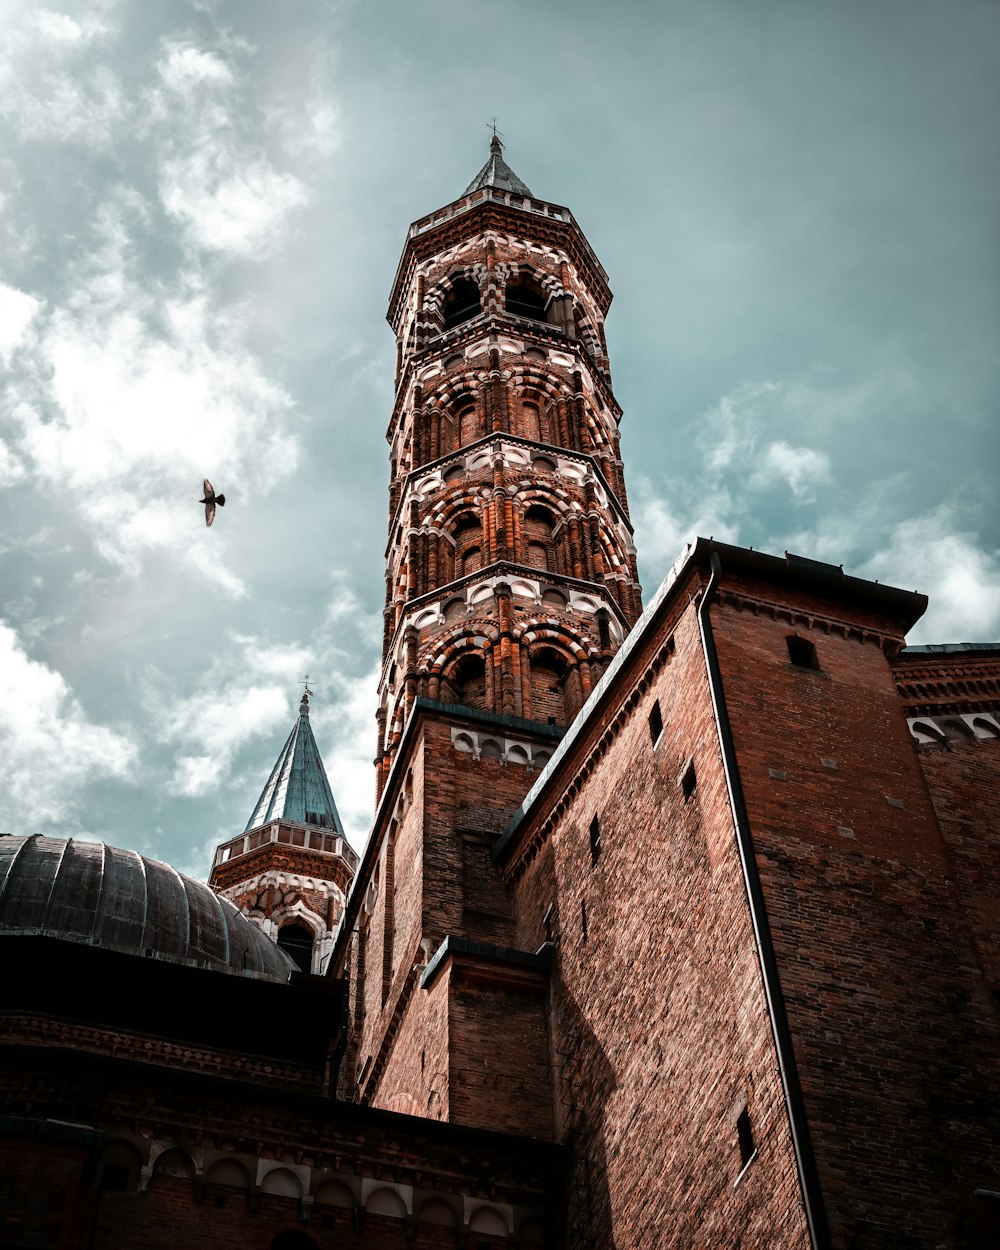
[209,688,358,975]
[244,688,345,835]
[463,130,533,197]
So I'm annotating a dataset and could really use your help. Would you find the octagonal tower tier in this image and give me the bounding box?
[376,136,642,794]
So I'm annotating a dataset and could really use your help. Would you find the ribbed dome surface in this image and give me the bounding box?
[0,835,295,983]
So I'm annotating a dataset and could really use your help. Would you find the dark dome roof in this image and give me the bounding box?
[0,835,295,983]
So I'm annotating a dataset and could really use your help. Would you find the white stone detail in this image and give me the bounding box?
[450,726,551,767]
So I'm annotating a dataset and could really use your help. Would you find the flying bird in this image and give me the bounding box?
[200,478,226,527]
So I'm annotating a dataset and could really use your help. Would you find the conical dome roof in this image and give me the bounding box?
[244,690,345,835]
[463,134,533,197]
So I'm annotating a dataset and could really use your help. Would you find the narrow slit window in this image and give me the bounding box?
[736,1108,756,1168]
[648,699,664,746]
[589,814,602,864]
[681,759,697,801]
[786,635,820,670]
[581,897,589,943]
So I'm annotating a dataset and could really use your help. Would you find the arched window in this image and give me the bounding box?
[447,654,487,711]
[523,504,556,572]
[457,404,479,446]
[505,279,548,322]
[451,513,482,577]
[530,646,570,725]
[442,279,481,330]
[520,401,541,441]
[277,922,314,973]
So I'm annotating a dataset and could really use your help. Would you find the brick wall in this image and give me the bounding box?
[502,588,811,1249]
[714,581,1000,1248]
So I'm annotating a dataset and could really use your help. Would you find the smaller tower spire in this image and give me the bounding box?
[208,685,359,977]
[243,687,344,835]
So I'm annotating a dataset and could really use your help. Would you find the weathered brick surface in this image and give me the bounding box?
[351,713,558,1135]
[893,649,1000,995]
[0,1049,560,1250]
[715,585,1000,1248]
[502,588,811,1249]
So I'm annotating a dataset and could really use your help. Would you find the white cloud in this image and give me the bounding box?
[157,44,234,92]
[0,281,40,364]
[859,508,1000,644]
[0,621,136,831]
[160,152,308,257]
[152,634,313,799]
[0,5,124,147]
[33,8,114,45]
[0,438,26,486]
[754,440,831,500]
[322,661,379,849]
[7,259,299,588]
[634,480,741,572]
[162,683,292,799]
[152,39,309,257]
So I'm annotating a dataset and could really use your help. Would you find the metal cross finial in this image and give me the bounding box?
[488,117,503,147]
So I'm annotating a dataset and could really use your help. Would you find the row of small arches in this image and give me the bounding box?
[109,1143,540,1237]
[908,713,1000,745]
[453,731,552,769]
[395,501,629,606]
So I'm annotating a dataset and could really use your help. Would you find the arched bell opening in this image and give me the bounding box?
[450,512,483,579]
[277,921,315,974]
[522,504,558,573]
[505,277,548,323]
[528,645,573,726]
[443,652,489,712]
[442,278,481,330]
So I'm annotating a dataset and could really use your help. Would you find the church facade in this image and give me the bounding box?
[2,141,998,1250]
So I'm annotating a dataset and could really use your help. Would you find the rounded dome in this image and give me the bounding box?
[0,835,296,983]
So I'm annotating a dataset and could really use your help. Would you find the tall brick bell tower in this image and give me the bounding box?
[333,137,641,1129]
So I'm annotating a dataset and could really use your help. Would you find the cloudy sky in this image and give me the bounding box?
[1,0,997,876]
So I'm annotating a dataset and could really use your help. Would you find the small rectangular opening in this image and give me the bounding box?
[786,635,820,670]
[581,897,588,943]
[589,814,602,864]
[681,759,697,800]
[737,1108,755,1168]
[648,700,663,746]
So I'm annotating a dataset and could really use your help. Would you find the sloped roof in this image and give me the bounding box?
[463,134,533,197]
[0,834,296,982]
[244,691,345,835]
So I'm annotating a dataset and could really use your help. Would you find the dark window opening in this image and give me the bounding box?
[589,814,602,864]
[648,700,663,745]
[442,278,481,330]
[271,1233,320,1250]
[737,1108,756,1168]
[449,653,487,711]
[101,1164,130,1192]
[681,759,697,801]
[786,635,820,670]
[213,1194,225,1208]
[505,280,547,322]
[581,898,588,943]
[277,922,315,973]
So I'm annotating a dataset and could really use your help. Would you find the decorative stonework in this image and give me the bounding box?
[377,177,641,791]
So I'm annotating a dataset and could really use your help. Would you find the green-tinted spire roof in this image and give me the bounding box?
[463,133,533,197]
[244,689,345,835]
